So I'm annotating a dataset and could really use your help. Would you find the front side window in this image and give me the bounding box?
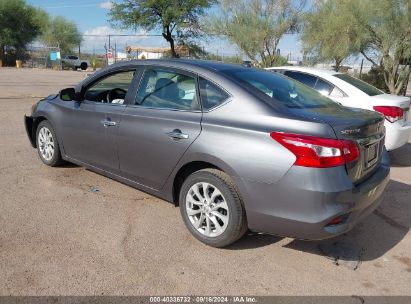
[284,71,317,88]
[224,69,340,109]
[135,69,199,110]
[84,70,135,104]
[199,78,230,110]
[333,73,383,96]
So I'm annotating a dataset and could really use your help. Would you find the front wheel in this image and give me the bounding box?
[179,169,247,247]
[36,120,64,167]
[80,62,88,70]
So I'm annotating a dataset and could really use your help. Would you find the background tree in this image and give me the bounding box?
[109,0,215,57]
[301,0,411,94]
[301,0,360,71]
[209,0,305,67]
[40,16,82,54]
[0,0,43,61]
[351,0,411,95]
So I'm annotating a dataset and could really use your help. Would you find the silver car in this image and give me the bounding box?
[24,60,390,247]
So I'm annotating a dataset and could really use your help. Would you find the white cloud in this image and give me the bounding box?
[99,1,113,9]
[81,26,149,53]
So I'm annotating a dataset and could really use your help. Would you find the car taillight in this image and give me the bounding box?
[270,132,359,168]
[373,106,404,123]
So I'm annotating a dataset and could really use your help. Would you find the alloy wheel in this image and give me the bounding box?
[38,126,55,161]
[185,182,230,237]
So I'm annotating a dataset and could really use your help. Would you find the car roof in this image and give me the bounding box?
[107,58,247,73]
[267,66,342,78]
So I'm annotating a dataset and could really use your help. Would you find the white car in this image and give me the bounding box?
[62,55,89,70]
[267,66,411,151]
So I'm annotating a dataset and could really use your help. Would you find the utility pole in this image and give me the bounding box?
[359,59,364,78]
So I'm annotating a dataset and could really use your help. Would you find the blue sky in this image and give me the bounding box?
[27,0,302,58]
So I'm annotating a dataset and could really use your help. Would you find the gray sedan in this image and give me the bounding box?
[25,59,390,247]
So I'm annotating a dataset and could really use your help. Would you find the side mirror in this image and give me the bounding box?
[60,88,76,101]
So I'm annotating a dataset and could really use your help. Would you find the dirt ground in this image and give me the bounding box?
[0,68,410,296]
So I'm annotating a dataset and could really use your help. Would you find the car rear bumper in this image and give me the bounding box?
[235,151,390,240]
[24,115,36,148]
[385,121,411,151]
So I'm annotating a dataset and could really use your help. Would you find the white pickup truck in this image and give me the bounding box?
[62,55,89,70]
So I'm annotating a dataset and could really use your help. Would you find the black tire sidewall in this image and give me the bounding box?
[36,121,62,166]
[179,170,246,247]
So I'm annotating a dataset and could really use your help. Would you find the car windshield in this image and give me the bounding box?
[333,73,383,96]
[224,69,339,109]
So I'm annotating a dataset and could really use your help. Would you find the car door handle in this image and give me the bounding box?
[165,129,189,140]
[101,119,116,127]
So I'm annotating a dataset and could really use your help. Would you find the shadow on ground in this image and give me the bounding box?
[389,143,411,167]
[226,232,283,250]
[224,180,410,269]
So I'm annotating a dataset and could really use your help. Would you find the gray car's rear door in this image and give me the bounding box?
[117,67,202,190]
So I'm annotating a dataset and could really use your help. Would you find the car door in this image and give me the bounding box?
[117,67,202,190]
[58,69,137,173]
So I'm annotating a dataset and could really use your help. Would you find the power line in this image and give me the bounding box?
[80,34,163,37]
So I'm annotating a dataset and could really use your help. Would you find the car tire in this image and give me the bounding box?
[36,120,64,167]
[179,168,247,247]
[80,62,88,70]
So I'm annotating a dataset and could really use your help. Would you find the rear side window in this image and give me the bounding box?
[333,73,383,96]
[314,78,334,95]
[224,69,340,109]
[284,71,317,88]
[329,86,346,98]
[135,69,199,111]
[269,69,285,75]
[199,78,230,110]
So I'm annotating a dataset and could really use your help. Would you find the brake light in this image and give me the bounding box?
[270,132,359,168]
[373,106,403,123]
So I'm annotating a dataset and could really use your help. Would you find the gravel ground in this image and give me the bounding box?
[0,68,410,296]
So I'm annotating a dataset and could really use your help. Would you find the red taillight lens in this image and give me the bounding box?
[270,132,359,168]
[373,106,404,123]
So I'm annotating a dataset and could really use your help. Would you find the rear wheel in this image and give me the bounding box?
[36,120,64,167]
[179,169,247,247]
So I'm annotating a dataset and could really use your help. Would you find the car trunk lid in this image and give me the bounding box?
[291,105,385,183]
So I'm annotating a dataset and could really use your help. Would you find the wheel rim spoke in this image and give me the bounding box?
[187,209,201,216]
[211,200,228,211]
[202,182,211,203]
[192,184,204,201]
[210,211,228,225]
[193,213,205,229]
[209,215,223,235]
[204,216,212,236]
[210,188,222,203]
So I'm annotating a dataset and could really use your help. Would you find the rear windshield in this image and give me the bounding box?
[333,74,383,96]
[224,69,339,109]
